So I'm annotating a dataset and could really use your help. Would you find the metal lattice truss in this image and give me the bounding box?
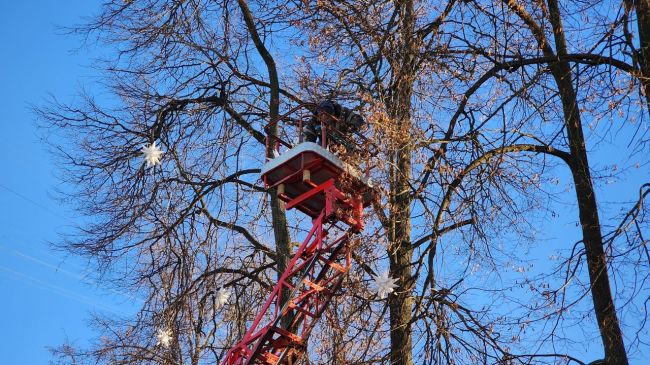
[222,142,373,365]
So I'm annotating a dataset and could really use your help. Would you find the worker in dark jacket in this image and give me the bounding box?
[304,100,364,147]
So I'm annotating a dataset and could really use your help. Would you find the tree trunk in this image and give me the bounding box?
[237,0,291,315]
[546,1,628,363]
[387,1,416,364]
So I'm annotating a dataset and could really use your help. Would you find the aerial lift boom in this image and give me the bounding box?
[221,106,373,365]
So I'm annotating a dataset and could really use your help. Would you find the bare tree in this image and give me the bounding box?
[40,1,650,365]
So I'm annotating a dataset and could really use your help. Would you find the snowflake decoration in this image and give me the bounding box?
[372,270,398,299]
[141,141,164,167]
[215,287,230,308]
[156,328,172,348]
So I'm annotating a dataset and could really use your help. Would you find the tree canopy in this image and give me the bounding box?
[40,1,650,364]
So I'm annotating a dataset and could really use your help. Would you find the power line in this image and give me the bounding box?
[0,183,145,313]
[0,182,66,220]
[0,265,131,316]
[0,243,144,304]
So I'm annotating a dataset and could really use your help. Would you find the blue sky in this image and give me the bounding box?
[1,1,648,364]
[0,2,138,363]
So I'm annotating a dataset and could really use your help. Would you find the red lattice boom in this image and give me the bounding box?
[221,178,364,365]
